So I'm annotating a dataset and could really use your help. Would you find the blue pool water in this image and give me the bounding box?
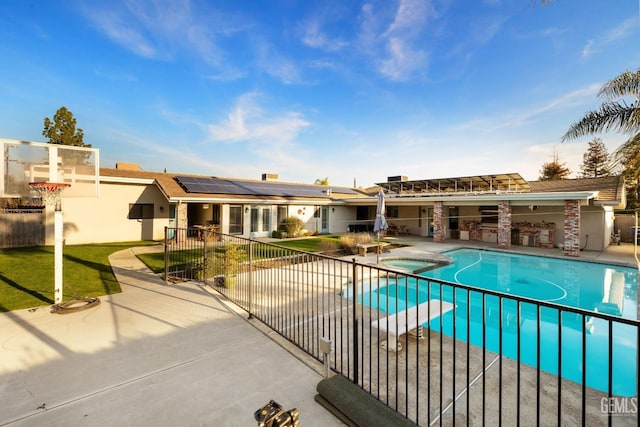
[359,248,639,396]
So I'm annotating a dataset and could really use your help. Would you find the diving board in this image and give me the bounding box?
[371,299,455,351]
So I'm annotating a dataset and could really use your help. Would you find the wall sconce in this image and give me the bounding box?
[421,208,426,213]
[159,206,165,213]
[202,204,209,209]
[245,206,249,213]
[332,207,335,212]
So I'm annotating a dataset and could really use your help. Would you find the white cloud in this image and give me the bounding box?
[453,83,601,133]
[208,93,310,145]
[582,17,638,58]
[378,37,428,81]
[80,0,238,67]
[469,15,506,45]
[88,9,158,58]
[357,0,431,81]
[205,93,313,175]
[384,0,431,36]
[300,16,348,52]
[255,41,304,84]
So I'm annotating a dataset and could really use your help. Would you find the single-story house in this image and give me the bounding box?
[62,164,368,244]
[0,140,625,257]
[60,166,626,257]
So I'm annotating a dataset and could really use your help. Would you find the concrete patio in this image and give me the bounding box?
[1,237,638,426]
[0,246,343,427]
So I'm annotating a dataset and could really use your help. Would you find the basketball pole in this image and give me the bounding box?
[54,197,63,304]
[49,146,63,305]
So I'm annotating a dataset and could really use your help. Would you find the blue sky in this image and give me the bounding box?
[0,1,638,188]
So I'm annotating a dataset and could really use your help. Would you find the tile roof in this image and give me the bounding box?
[528,176,624,203]
[99,168,366,201]
[99,168,624,205]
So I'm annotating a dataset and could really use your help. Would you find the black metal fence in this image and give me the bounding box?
[164,227,640,426]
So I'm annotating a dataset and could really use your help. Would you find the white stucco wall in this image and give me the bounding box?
[62,181,169,244]
[329,206,356,234]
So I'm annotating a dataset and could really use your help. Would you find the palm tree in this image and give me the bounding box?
[562,69,640,184]
[562,69,640,142]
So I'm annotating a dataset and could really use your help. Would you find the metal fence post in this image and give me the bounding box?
[164,226,169,285]
[352,258,358,384]
[202,232,208,286]
[248,239,254,319]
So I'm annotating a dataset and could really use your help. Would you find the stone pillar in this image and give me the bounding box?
[497,200,511,249]
[433,201,445,243]
[176,203,188,243]
[563,200,580,257]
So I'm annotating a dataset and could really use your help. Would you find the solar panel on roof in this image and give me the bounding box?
[174,176,360,197]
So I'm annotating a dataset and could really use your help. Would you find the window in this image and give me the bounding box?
[356,206,369,221]
[479,206,498,224]
[229,205,243,234]
[262,208,270,232]
[128,203,154,219]
[250,208,259,232]
[277,206,288,230]
[386,206,399,218]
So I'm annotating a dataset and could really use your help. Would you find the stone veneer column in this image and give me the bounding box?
[175,202,188,243]
[433,201,445,243]
[497,200,511,249]
[563,200,580,257]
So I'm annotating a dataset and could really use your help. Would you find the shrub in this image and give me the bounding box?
[206,244,246,288]
[319,239,339,253]
[339,232,372,254]
[283,216,305,237]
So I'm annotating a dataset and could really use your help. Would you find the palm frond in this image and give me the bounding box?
[562,101,640,141]
[612,132,640,173]
[598,69,640,100]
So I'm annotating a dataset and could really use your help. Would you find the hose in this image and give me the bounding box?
[580,234,589,251]
[50,296,101,314]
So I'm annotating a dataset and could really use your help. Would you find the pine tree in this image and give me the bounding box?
[580,138,610,178]
[539,148,571,180]
[43,106,90,147]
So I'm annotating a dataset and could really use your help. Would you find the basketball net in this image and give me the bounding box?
[29,182,70,211]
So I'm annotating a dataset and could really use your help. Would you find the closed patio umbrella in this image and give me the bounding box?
[373,190,388,263]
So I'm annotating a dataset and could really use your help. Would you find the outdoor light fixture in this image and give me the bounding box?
[159,206,165,213]
[245,206,249,213]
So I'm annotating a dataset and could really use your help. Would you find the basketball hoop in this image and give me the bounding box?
[29,182,70,209]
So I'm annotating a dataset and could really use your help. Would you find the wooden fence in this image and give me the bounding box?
[0,210,45,248]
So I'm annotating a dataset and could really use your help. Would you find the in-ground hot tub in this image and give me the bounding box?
[380,256,451,274]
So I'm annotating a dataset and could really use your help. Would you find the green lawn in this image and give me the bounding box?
[271,236,342,252]
[0,242,156,312]
[137,239,335,275]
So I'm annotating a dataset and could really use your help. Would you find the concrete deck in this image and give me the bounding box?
[0,245,343,427]
[1,238,638,426]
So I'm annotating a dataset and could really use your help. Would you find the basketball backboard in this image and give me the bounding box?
[0,138,99,198]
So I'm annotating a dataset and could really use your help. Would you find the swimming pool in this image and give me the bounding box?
[359,248,638,396]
